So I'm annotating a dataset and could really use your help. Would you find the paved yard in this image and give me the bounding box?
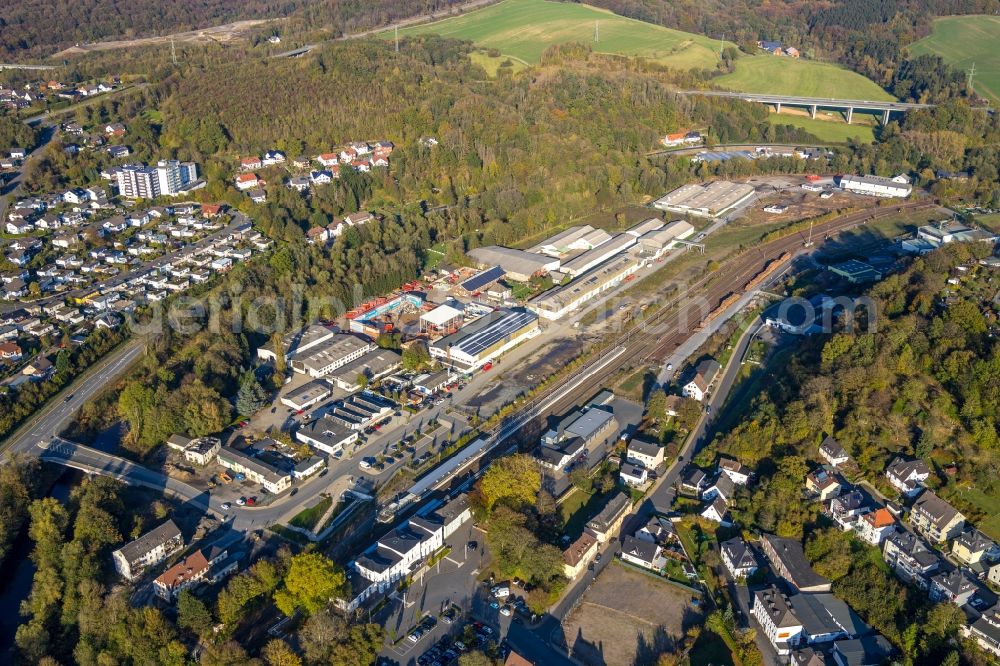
[561,562,702,666]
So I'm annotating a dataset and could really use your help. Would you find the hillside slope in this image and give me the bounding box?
[395,0,721,69]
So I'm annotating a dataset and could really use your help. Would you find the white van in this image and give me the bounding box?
[493,586,510,599]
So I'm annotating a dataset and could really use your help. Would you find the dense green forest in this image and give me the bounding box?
[0,110,38,154]
[0,0,470,61]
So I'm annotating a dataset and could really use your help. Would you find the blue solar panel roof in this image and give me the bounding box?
[461,265,505,293]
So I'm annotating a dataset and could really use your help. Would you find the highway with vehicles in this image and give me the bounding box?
[1,339,145,459]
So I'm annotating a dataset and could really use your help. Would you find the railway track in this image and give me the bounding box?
[495,200,934,436]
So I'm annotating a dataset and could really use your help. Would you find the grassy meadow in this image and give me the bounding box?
[767,113,877,143]
[393,0,721,69]
[717,55,895,100]
[910,15,1000,104]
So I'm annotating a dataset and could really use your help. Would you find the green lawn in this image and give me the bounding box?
[767,113,876,144]
[469,50,529,77]
[945,486,1000,541]
[973,213,1000,232]
[288,496,332,531]
[560,487,616,537]
[910,15,1000,105]
[393,0,721,69]
[717,55,894,100]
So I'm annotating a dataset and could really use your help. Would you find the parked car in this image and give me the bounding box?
[236,497,246,506]
[500,605,512,617]
[220,502,232,510]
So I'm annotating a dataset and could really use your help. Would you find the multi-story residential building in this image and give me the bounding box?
[882,530,940,588]
[585,492,632,543]
[720,537,759,579]
[828,491,868,531]
[751,586,868,656]
[345,495,471,611]
[965,607,1000,658]
[562,531,598,579]
[625,438,664,470]
[112,520,183,581]
[157,160,197,195]
[929,569,978,607]
[952,529,999,568]
[856,508,896,546]
[761,533,832,592]
[909,489,965,543]
[154,548,210,600]
[116,164,159,198]
[115,161,197,198]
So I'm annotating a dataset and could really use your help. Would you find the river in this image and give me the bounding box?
[0,468,81,659]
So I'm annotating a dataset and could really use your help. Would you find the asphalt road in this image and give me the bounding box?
[648,319,765,514]
[1,339,145,458]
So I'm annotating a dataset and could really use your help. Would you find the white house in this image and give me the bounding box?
[701,497,729,524]
[721,537,759,579]
[856,507,896,546]
[620,462,648,487]
[235,173,260,191]
[682,358,720,402]
[626,438,664,469]
[718,458,751,485]
[885,457,930,496]
[620,535,667,571]
[819,436,850,467]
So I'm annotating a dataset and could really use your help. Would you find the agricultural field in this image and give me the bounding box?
[717,55,894,100]
[910,15,1000,104]
[767,113,876,143]
[394,0,721,69]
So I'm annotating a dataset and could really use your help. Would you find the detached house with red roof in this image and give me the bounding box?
[235,173,261,191]
[240,156,262,171]
[0,341,22,362]
[857,507,896,546]
[316,153,339,167]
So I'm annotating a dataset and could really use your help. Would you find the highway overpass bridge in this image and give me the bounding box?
[37,437,212,510]
[676,90,933,124]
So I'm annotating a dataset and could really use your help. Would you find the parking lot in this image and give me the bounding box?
[376,521,498,665]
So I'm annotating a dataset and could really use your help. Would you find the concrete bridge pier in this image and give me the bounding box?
[810,104,817,119]
[846,107,853,124]
[882,109,891,125]
[775,102,782,113]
